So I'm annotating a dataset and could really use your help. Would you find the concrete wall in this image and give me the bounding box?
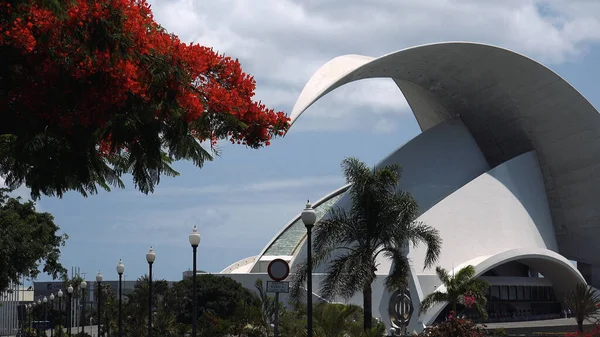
[222,273,393,324]
[577,262,600,289]
[407,150,557,274]
[292,118,491,274]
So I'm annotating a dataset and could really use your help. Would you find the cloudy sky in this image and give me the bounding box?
[13,0,600,282]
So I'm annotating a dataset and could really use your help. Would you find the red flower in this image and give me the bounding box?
[463,293,476,308]
[1,0,289,152]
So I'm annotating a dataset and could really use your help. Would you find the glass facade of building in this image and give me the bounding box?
[263,188,347,256]
[434,283,563,323]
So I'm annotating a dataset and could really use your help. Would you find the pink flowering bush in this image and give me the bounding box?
[418,311,488,337]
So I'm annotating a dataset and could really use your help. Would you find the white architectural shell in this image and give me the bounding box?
[222,42,598,331]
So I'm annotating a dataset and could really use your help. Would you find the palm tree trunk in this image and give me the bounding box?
[363,283,373,331]
[577,319,583,334]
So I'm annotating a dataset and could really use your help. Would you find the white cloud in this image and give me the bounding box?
[150,175,344,197]
[93,175,345,250]
[147,0,600,133]
[108,200,303,248]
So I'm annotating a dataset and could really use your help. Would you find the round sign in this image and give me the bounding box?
[267,259,290,281]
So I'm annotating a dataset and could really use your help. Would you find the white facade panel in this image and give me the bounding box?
[293,118,490,273]
[407,151,557,274]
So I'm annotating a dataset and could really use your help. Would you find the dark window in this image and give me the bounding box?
[517,286,524,300]
[524,286,531,301]
[549,287,556,301]
[491,286,500,301]
[500,286,509,300]
[509,286,517,300]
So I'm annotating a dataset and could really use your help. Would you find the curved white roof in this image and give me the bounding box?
[418,247,585,326]
[289,42,600,266]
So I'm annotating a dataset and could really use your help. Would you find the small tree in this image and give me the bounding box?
[0,188,67,291]
[254,279,278,327]
[565,283,600,334]
[419,265,489,319]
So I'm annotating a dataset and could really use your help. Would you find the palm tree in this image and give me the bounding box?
[419,265,489,319]
[254,279,277,327]
[313,303,361,337]
[291,157,442,330]
[565,283,600,333]
[123,275,170,337]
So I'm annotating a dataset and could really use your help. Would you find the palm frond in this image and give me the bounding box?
[434,267,451,289]
[454,265,476,285]
[405,221,442,269]
[381,246,411,291]
[566,283,600,325]
[320,249,371,300]
[419,291,449,314]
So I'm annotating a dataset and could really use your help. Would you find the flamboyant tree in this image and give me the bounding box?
[0,0,289,199]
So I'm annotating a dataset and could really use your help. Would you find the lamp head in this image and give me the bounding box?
[67,285,73,294]
[57,289,63,298]
[301,200,317,227]
[117,259,125,275]
[42,296,47,303]
[49,293,54,301]
[80,280,87,289]
[96,271,103,283]
[146,246,156,263]
[189,225,201,247]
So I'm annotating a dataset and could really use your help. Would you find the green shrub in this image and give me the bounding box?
[493,327,507,336]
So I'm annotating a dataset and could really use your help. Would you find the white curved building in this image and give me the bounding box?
[221,42,599,332]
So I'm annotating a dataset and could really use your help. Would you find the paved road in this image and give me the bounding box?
[486,316,599,329]
[486,317,577,328]
[18,325,100,337]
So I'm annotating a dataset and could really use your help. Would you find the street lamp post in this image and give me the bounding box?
[301,201,317,337]
[189,226,201,337]
[27,304,32,333]
[50,293,55,337]
[146,247,156,337]
[67,286,73,337]
[36,299,41,337]
[80,280,87,336]
[43,296,48,337]
[57,289,63,337]
[96,272,103,337]
[67,285,73,337]
[117,260,125,337]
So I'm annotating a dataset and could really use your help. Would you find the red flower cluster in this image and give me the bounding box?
[566,325,600,337]
[0,0,289,151]
[463,292,476,309]
[419,311,487,337]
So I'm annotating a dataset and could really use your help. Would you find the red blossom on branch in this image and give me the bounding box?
[1,0,288,147]
[0,0,290,197]
[463,292,476,308]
